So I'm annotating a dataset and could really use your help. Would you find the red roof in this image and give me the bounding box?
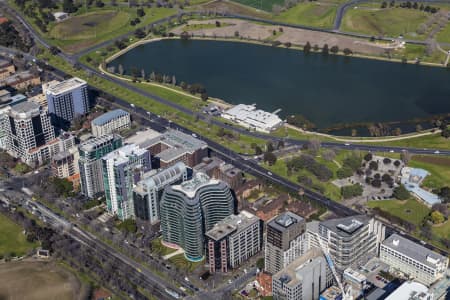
[0,17,9,24]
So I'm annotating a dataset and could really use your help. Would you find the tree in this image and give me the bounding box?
[234,31,239,37]
[256,258,264,270]
[266,142,274,152]
[400,150,411,165]
[369,160,378,171]
[393,185,410,200]
[304,42,311,54]
[337,166,353,179]
[277,140,285,149]
[137,8,145,17]
[415,124,423,132]
[341,184,363,199]
[62,0,77,13]
[330,45,339,54]
[313,44,319,52]
[383,157,391,164]
[430,211,445,224]
[263,152,277,166]
[364,153,373,162]
[343,48,352,55]
[307,139,321,154]
[322,44,329,55]
[49,46,60,55]
[381,1,387,8]
[322,149,336,161]
[255,146,263,155]
[200,93,208,101]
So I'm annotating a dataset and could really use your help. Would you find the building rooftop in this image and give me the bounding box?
[272,247,324,288]
[135,162,188,194]
[46,77,86,95]
[223,104,283,130]
[320,286,343,300]
[92,109,129,126]
[172,172,220,198]
[320,215,370,237]
[2,71,36,85]
[9,100,41,118]
[124,128,161,147]
[385,281,431,300]
[146,129,207,161]
[102,143,147,166]
[79,134,121,152]
[382,234,447,269]
[401,167,441,206]
[268,211,304,232]
[0,58,12,68]
[206,210,260,241]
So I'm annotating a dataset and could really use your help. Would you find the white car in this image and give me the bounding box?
[267,172,273,176]
[184,277,189,282]
[344,143,350,146]
[434,150,440,154]
[389,150,394,153]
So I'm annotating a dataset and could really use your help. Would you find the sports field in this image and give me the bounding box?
[0,261,81,300]
[0,213,38,257]
[341,5,429,39]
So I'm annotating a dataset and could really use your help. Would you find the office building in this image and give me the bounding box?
[385,281,433,300]
[5,101,55,165]
[206,210,262,273]
[317,215,385,273]
[160,173,235,261]
[265,212,307,274]
[133,162,189,224]
[380,234,448,286]
[78,134,123,198]
[102,144,151,221]
[0,71,40,90]
[46,77,89,125]
[272,248,333,300]
[144,130,208,168]
[91,109,131,137]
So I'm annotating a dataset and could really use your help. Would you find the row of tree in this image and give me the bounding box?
[287,154,333,182]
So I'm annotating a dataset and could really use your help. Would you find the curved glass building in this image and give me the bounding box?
[160,172,235,261]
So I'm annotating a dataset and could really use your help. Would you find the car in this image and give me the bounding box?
[434,150,440,154]
[389,150,394,153]
[267,172,272,176]
[420,240,426,245]
[191,133,198,138]
[184,277,189,282]
[344,143,350,146]
[228,279,232,284]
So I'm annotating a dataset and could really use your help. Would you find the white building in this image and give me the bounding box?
[272,247,333,300]
[102,144,151,221]
[385,281,433,300]
[91,109,131,137]
[222,104,283,133]
[46,77,89,125]
[380,234,448,286]
[5,101,55,165]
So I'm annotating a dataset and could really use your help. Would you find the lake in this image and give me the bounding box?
[108,39,450,132]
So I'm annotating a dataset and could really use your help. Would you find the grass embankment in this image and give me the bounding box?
[182,22,232,31]
[168,254,204,273]
[409,155,450,190]
[151,238,177,256]
[341,4,429,39]
[273,2,337,28]
[0,213,38,257]
[373,132,450,151]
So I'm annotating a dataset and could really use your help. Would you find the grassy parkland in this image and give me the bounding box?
[0,213,38,258]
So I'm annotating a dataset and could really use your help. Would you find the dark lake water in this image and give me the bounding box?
[108,39,450,131]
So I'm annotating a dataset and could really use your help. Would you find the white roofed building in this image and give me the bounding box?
[222,104,284,133]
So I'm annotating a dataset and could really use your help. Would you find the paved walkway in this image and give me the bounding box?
[162,248,185,260]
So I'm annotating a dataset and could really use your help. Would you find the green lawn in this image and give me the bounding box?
[50,10,130,40]
[232,0,285,12]
[341,5,429,39]
[409,155,450,190]
[0,213,38,257]
[436,23,450,44]
[367,198,431,226]
[273,3,337,28]
[151,238,177,256]
[168,254,204,272]
[373,133,450,151]
[432,220,450,241]
[182,22,232,31]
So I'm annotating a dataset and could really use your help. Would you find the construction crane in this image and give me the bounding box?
[315,233,353,300]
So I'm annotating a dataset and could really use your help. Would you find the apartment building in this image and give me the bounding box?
[0,71,41,90]
[91,109,131,137]
[78,134,123,198]
[205,210,262,273]
[102,144,151,221]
